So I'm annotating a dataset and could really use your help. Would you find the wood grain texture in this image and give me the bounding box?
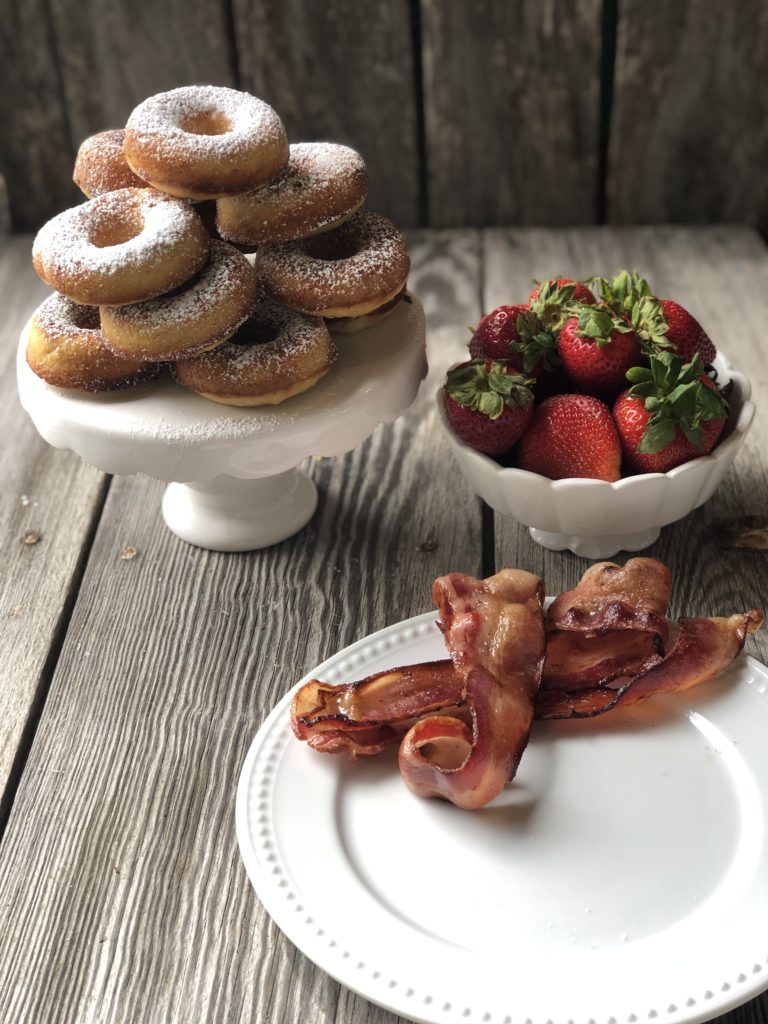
[0,1,78,229]
[486,227,768,1024]
[49,0,236,152]
[608,1,768,228]
[420,0,603,227]
[487,226,768,669]
[233,0,420,227]
[0,233,481,1023]
[0,237,107,814]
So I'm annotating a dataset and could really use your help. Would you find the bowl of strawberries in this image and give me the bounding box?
[438,272,754,559]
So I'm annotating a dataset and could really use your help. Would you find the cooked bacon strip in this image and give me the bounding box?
[537,610,763,719]
[616,610,762,706]
[398,569,546,809]
[547,558,671,641]
[290,662,462,757]
[541,629,663,691]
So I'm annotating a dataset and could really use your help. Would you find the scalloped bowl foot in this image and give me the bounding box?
[528,526,661,559]
[162,470,318,551]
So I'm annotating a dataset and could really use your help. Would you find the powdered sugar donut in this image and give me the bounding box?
[124,86,289,200]
[100,241,260,361]
[258,211,410,332]
[32,188,210,306]
[216,142,367,245]
[173,299,336,406]
[73,129,147,198]
[27,293,159,392]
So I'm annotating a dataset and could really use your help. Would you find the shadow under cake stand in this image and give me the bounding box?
[17,296,427,551]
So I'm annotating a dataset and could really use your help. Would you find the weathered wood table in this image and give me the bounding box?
[1,226,767,1024]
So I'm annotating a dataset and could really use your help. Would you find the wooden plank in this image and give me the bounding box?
[486,227,768,1024]
[0,2,78,229]
[0,232,482,1022]
[0,237,108,815]
[420,0,603,227]
[233,0,420,227]
[0,174,10,235]
[607,1,768,226]
[486,226,768,670]
[49,0,236,148]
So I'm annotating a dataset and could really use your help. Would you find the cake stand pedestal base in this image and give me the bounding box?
[18,294,427,553]
[161,470,318,552]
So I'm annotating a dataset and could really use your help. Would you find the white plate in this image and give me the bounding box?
[236,612,768,1024]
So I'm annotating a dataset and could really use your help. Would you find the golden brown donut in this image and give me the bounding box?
[32,188,210,306]
[257,211,410,331]
[73,129,147,198]
[124,86,289,200]
[173,299,336,406]
[27,293,159,391]
[100,241,260,361]
[216,142,367,246]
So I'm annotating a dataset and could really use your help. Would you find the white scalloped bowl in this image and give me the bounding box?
[437,353,754,559]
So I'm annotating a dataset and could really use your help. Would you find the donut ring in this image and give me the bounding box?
[124,86,289,200]
[173,299,336,406]
[32,188,210,307]
[258,211,410,325]
[100,241,260,361]
[27,293,159,392]
[73,129,147,198]
[216,142,368,246]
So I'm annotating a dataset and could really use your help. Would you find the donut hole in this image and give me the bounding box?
[180,109,232,137]
[89,209,143,248]
[68,303,101,331]
[303,232,361,262]
[230,316,281,347]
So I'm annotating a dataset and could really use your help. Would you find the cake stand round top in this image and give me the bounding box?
[17,294,427,482]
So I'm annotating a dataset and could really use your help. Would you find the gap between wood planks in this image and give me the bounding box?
[597,0,619,223]
[0,475,113,837]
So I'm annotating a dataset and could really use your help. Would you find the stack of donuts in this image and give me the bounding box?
[28,85,411,405]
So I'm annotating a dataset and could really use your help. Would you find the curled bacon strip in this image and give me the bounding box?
[547,557,671,642]
[397,569,546,809]
[617,610,762,706]
[290,661,461,757]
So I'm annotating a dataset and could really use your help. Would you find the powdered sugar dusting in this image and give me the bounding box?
[73,129,146,196]
[126,85,286,160]
[107,240,256,330]
[175,299,334,394]
[33,292,101,336]
[29,292,156,390]
[33,189,202,278]
[259,211,410,309]
[142,409,297,443]
[216,142,367,244]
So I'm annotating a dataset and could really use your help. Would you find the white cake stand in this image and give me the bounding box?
[17,296,427,551]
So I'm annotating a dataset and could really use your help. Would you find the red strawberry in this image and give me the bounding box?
[529,278,595,306]
[516,394,622,481]
[469,304,559,376]
[559,305,643,400]
[658,299,717,365]
[444,359,534,455]
[469,305,528,366]
[613,352,727,474]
